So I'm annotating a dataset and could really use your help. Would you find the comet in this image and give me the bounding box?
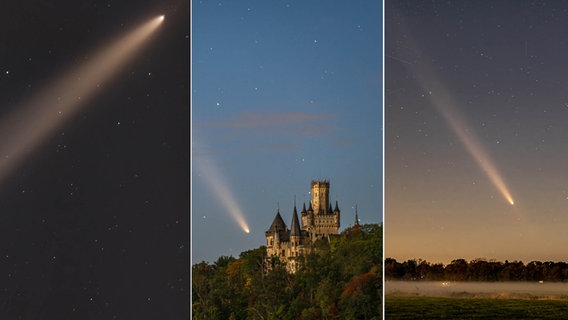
[0,15,164,184]
[390,16,515,206]
[196,156,251,234]
[430,92,516,206]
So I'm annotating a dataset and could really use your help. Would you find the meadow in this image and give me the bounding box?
[386,295,568,319]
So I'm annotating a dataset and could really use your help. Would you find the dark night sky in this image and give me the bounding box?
[387,0,568,264]
[0,1,188,318]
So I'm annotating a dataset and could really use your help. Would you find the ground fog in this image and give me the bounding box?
[387,281,568,299]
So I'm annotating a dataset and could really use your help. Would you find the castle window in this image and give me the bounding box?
[282,250,285,256]
[270,239,273,246]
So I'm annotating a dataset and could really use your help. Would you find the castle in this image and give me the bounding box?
[265,180,341,273]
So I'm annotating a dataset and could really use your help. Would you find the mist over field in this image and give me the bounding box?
[387,281,568,299]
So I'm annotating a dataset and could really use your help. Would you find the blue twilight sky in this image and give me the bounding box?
[192,0,382,263]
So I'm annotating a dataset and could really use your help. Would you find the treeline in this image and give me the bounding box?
[386,258,568,282]
[192,224,382,320]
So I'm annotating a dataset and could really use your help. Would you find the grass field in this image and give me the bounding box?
[386,295,568,319]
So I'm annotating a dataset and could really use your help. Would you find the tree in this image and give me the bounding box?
[339,272,381,320]
[192,262,219,319]
[315,277,341,319]
[445,259,468,281]
[385,258,403,279]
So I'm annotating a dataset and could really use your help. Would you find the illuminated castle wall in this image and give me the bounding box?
[265,180,340,273]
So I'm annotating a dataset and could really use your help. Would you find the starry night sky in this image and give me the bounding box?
[0,1,188,318]
[192,1,382,264]
[386,0,568,264]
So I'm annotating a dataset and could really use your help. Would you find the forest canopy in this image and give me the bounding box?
[192,224,382,320]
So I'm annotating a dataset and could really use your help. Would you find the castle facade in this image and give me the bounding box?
[265,180,340,273]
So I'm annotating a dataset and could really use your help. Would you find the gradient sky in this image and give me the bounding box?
[192,1,382,263]
[0,1,188,318]
[386,0,568,264]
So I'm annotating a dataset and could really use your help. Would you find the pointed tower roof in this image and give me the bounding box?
[308,201,313,212]
[334,200,340,212]
[268,209,286,232]
[301,202,307,214]
[290,204,301,236]
[329,203,333,214]
[354,205,360,226]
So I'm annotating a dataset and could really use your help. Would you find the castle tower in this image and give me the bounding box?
[310,180,330,214]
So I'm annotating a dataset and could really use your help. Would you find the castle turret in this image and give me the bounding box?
[289,204,302,272]
[266,209,286,234]
[307,201,314,226]
[310,180,330,214]
[300,202,309,229]
[290,206,301,237]
[266,209,287,258]
[352,204,361,232]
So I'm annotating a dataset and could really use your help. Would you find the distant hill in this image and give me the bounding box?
[192,223,382,320]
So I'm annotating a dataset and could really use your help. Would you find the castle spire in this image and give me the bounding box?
[354,204,360,226]
[290,202,301,236]
[267,207,286,233]
[301,202,307,214]
[334,200,339,212]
